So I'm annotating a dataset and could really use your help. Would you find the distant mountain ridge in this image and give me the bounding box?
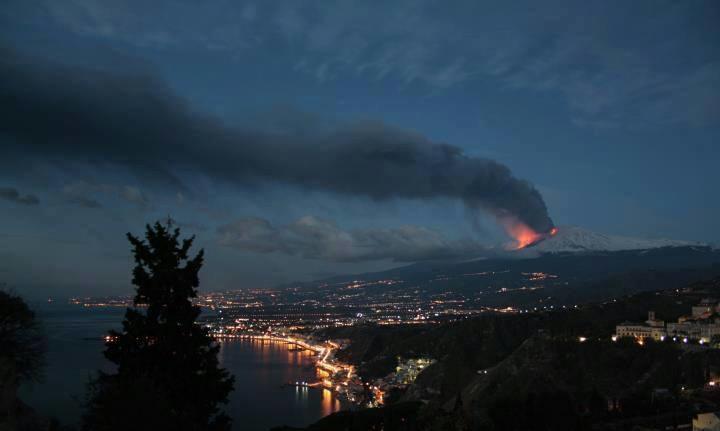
[524,225,703,254]
[286,245,720,306]
[279,227,718,311]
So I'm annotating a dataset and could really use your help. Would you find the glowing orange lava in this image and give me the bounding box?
[508,223,543,249]
[502,218,558,250]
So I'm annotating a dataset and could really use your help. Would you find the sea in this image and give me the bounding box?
[18,303,342,431]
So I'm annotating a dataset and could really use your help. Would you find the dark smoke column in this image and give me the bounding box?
[0,50,554,244]
[255,123,556,242]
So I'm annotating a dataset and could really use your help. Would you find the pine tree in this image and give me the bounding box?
[83,222,234,431]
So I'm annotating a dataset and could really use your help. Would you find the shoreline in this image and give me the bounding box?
[214,333,358,406]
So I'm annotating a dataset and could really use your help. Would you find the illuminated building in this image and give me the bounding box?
[615,311,666,341]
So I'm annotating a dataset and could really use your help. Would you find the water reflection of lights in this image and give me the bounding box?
[219,334,349,415]
[296,384,309,402]
[321,389,341,416]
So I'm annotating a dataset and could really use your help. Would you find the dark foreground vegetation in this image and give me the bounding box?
[83,222,235,431]
[1,222,235,431]
[0,290,49,430]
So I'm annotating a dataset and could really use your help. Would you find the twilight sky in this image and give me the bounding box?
[1,1,719,299]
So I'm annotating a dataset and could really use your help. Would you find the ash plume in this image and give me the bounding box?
[0,49,554,234]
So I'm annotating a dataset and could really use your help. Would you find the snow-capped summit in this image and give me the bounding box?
[525,226,701,254]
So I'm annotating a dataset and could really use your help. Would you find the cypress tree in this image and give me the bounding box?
[84,221,234,431]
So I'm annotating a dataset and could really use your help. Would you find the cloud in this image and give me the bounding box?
[61,181,150,209]
[176,221,207,232]
[0,49,554,234]
[61,181,105,208]
[120,186,149,207]
[0,187,39,205]
[30,0,718,128]
[67,195,103,208]
[217,216,487,262]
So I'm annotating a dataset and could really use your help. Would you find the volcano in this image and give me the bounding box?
[520,226,702,254]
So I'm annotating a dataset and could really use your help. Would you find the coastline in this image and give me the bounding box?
[213,333,358,406]
[20,307,345,430]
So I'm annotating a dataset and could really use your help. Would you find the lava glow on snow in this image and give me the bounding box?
[505,222,559,250]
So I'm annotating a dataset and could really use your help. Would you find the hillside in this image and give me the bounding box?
[452,335,704,430]
[288,246,720,310]
[289,277,720,431]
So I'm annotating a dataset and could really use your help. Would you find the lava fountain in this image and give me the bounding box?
[502,217,558,250]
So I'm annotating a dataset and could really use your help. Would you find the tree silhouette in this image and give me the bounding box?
[0,289,45,385]
[83,222,234,431]
[0,289,49,431]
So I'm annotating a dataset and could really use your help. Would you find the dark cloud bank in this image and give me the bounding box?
[218,216,486,262]
[0,49,554,237]
[0,187,39,205]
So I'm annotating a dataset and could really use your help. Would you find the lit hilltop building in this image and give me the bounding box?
[615,299,720,344]
[667,298,720,342]
[615,311,666,341]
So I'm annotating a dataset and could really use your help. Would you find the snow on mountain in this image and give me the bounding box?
[525,226,702,254]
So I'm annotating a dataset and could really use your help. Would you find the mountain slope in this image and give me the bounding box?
[527,225,701,254]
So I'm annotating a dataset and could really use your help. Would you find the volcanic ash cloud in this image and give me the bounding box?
[0,48,554,245]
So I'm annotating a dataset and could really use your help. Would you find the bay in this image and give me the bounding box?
[19,304,341,431]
